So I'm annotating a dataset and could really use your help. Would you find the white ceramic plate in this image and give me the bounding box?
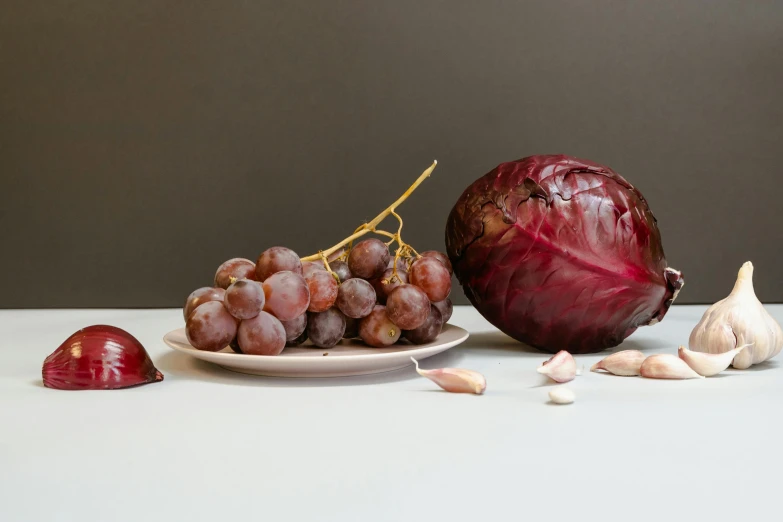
[162,324,469,378]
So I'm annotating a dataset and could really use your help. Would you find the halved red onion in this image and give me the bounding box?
[42,325,163,390]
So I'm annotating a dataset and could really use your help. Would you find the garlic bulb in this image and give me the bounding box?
[689,262,783,369]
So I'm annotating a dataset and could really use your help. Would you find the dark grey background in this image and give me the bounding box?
[2,1,781,308]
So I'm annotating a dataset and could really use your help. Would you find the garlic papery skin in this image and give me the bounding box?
[678,345,750,377]
[689,262,783,369]
[411,357,486,394]
[537,350,577,383]
[590,350,646,376]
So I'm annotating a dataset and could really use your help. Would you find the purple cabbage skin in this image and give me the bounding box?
[445,155,683,354]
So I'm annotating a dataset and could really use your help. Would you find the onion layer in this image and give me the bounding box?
[43,325,163,390]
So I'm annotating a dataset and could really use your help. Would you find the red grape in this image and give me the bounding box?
[307,308,347,348]
[374,268,408,304]
[214,258,256,289]
[262,271,310,321]
[224,278,265,320]
[336,278,376,318]
[359,305,401,347]
[327,247,347,262]
[302,261,326,278]
[368,276,383,303]
[386,284,430,329]
[238,311,286,356]
[330,260,352,283]
[255,246,303,281]
[432,298,453,323]
[421,250,453,275]
[410,257,451,302]
[183,287,225,321]
[403,304,443,345]
[281,314,307,342]
[344,316,359,339]
[229,337,243,353]
[287,329,309,347]
[305,270,339,312]
[348,239,390,279]
[186,301,237,352]
[387,257,412,272]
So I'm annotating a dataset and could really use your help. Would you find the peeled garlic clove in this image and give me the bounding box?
[548,386,575,404]
[537,350,577,383]
[640,354,703,380]
[590,350,646,376]
[689,262,783,369]
[43,325,164,390]
[411,357,486,394]
[678,344,750,377]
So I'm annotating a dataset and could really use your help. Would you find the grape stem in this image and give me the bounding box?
[300,160,437,264]
[318,251,340,283]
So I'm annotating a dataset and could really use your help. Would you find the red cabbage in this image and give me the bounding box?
[445,155,683,354]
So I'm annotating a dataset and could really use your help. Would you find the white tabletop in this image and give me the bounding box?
[2,305,781,522]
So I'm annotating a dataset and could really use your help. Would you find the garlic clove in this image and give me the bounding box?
[411,357,486,394]
[590,350,646,376]
[640,354,704,380]
[537,350,577,383]
[548,386,575,404]
[689,262,783,369]
[732,342,754,370]
[678,344,750,377]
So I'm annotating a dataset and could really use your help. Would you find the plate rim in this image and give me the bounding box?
[162,323,469,364]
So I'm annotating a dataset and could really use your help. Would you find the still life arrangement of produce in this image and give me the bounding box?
[40,155,782,395]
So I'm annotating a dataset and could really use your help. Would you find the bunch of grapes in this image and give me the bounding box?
[183,244,453,355]
[182,161,451,355]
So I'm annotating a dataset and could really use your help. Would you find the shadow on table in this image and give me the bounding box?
[454,330,674,358]
[611,338,672,353]
[154,348,467,388]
